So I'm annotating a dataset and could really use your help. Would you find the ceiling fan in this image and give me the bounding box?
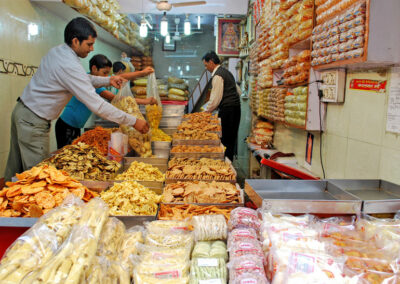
[150,0,207,11]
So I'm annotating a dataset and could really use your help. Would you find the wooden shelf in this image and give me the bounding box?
[31,0,133,53]
[289,37,311,50]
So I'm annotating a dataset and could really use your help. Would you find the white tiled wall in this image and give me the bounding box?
[273,68,400,185]
[0,0,125,178]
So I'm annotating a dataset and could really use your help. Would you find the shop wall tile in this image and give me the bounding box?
[0,151,7,179]
[345,139,381,179]
[323,134,348,179]
[325,102,350,137]
[346,71,388,146]
[379,148,400,185]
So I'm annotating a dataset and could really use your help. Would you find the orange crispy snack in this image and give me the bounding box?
[0,165,98,217]
[72,126,112,156]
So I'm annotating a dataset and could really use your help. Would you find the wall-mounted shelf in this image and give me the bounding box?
[31,0,133,53]
[312,0,400,71]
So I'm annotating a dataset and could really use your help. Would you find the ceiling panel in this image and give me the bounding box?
[118,0,248,15]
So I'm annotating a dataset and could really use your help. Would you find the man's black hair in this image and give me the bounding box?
[113,61,126,73]
[89,54,112,70]
[202,51,221,64]
[64,17,97,46]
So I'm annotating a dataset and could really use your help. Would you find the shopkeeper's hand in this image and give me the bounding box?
[142,66,154,76]
[134,118,149,134]
[110,75,127,89]
[148,97,157,105]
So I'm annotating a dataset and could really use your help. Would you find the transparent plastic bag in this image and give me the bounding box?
[192,241,228,261]
[192,215,227,241]
[228,238,264,260]
[228,255,266,281]
[228,228,258,248]
[146,73,161,105]
[228,207,261,232]
[189,258,227,284]
[96,217,126,261]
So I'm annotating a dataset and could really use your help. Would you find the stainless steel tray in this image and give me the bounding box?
[170,144,225,160]
[245,179,362,214]
[162,105,186,116]
[160,116,183,128]
[151,147,170,159]
[80,180,163,195]
[160,128,178,136]
[329,179,400,214]
[123,156,168,165]
[151,141,171,149]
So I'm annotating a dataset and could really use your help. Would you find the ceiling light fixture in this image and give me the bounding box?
[160,12,168,37]
[140,15,148,37]
[197,15,201,29]
[184,14,191,36]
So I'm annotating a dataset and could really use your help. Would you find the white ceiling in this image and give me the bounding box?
[118,0,249,15]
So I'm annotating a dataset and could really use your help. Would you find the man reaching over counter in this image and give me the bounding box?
[4,17,148,181]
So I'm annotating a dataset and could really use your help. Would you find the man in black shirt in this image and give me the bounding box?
[202,51,241,161]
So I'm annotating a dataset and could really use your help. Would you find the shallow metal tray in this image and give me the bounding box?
[158,203,234,220]
[170,144,225,160]
[329,179,400,214]
[162,105,185,116]
[160,128,178,136]
[159,116,183,128]
[245,179,362,214]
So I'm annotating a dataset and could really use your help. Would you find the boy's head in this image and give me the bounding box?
[89,54,112,76]
[113,61,126,75]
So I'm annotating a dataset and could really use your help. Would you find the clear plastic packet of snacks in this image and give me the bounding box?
[352,36,364,49]
[353,25,365,37]
[192,215,227,241]
[228,228,258,248]
[228,255,266,280]
[228,207,261,232]
[228,238,264,260]
[229,272,270,284]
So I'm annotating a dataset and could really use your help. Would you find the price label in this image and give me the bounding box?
[197,258,218,267]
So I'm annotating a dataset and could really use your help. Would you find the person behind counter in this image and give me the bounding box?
[202,51,241,161]
[55,55,156,149]
[4,17,148,182]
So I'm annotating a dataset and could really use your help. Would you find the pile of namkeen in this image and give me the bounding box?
[171,145,224,153]
[0,165,97,217]
[100,181,161,216]
[72,126,112,156]
[115,161,165,182]
[145,104,172,142]
[41,142,120,181]
[177,121,222,132]
[159,204,233,221]
[173,130,219,141]
[112,96,152,157]
[166,158,236,181]
[183,112,219,124]
[162,181,240,204]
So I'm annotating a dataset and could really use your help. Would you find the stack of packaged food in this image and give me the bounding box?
[131,78,147,99]
[284,86,309,127]
[248,120,274,147]
[282,50,311,86]
[168,76,189,101]
[227,207,269,284]
[312,0,366,66]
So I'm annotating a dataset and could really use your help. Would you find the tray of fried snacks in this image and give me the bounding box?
[39,142,121,181]
[182,112,220,124]
[162,181,243,206]
[166,158,236,184]
[0,165,98,217]
[133,244,191,284]
[177,120,222,135]
[123,156,168,166]
[172,131,220,146]
[115,160,165,185]
[170,144,225,160]
[100,180,161,217]
[192,241,228,261]
[189,257,227,284]
[72,126,113,156]
[158,204,234,222]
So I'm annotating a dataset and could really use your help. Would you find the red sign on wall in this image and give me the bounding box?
[349,79,387,93]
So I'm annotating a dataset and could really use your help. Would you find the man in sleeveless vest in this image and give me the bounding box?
[202,51,241,161]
